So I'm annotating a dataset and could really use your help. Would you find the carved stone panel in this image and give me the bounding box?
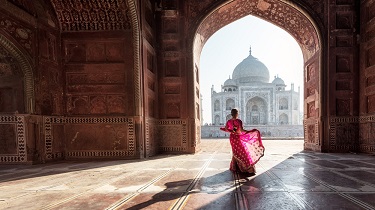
[330,117,359,152]
[336,55,351,73]
[44,117,135,160]
[336,99,351,116]
[66,124,128,151]
[336,12,353,29]
[0,123,16,154]
[158,119,187,152]
[0,115,26,163]
[50,0,131,31]
[0,14,35,56]
[166,101,181,118]
[164,60,180,77]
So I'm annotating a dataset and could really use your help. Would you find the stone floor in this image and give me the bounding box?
[1,139,375,210]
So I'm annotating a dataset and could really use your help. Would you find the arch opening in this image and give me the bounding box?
[192,0,322,151]
[0,34,34,114]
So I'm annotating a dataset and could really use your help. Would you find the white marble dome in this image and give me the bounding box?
[232,52,270,84]
[223,78,237,86]
[272,76,285,85]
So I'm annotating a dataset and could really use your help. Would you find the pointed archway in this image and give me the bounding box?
[192,0,323,151]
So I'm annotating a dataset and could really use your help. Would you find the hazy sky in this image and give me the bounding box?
[200,15,304,124]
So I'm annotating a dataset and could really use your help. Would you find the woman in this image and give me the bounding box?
[220,108,265,174]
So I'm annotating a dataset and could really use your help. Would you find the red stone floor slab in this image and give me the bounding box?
[268,169,332,192]
[1,140,375,210]
[348,193,375,207]
[297,192,369,209]
[342,171,375,185]
[331,159,375,168]
[51,193,128,210]
[182,192,236,210]
[193,170,235,193]
[114,192,181,210]
[304,170,375,192]
[304,159,350,169]
[240,192,303,209]
[151,170,201,193]
[236,171,286,192]
[3,191,77,209]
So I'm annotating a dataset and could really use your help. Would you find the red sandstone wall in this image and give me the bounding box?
[359,0,375,153]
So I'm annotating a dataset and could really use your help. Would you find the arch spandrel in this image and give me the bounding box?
[194,0,320,61]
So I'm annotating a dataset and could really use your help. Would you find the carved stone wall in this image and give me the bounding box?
[359,0,375,153]
[146,118,158,157]
[0,115,26,162]
[62,32,134,116]
[329,117,359,152]
[1,0,375,164]
[328,0,359,118]
[158,119,188,152]
[44,116,135,160]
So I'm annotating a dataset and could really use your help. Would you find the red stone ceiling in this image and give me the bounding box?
[196,0,320,59]
[49,0,131,31]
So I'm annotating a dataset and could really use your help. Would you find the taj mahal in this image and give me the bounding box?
[201,48,303,138]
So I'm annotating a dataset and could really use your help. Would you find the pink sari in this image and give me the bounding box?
[221,119,265,173]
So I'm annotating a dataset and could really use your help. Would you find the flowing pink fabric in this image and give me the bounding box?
[220,119,265,173]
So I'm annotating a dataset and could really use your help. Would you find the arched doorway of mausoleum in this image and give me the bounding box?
[191,0,322,151]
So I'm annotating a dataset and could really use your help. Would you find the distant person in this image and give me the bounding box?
[220,108,265,174]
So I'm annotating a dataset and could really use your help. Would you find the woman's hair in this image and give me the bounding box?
[231,108,238,117]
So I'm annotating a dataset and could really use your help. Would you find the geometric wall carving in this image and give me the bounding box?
[330,117,359,152]
[0,115,26,162]
[50,0,131,31]
[158,119,187,152]
[359,115,375,153]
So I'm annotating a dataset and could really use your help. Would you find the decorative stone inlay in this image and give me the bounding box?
[50,0,131,31]
[0,15,34,56]
[44,116,135,160]
[245,91,269,100]
[304,118,319,145]
[158,119,188,152]
[0,115,26,162]
[329,116,359,151]
[146,118,158,157]
[194,0,320,60]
